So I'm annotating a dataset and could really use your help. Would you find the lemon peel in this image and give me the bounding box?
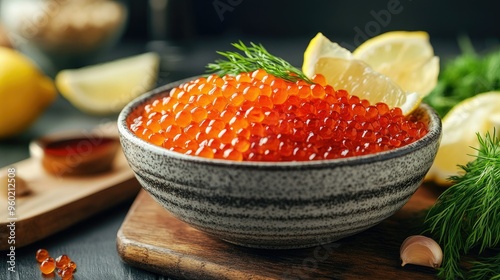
[425,91,500,185]
[303,32,422,115]
[353,31,439,97]
[56,52,160,115]
[0,47,56,138]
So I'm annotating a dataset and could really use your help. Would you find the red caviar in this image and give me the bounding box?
[36,249,78,279]
[36,249,50,263]
[128,70,427,161]
[40,257,56,275]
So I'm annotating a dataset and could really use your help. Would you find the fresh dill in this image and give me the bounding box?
[206,41,312,83]
[423,36,500,117]
[424,130,500,280]
[468,256,500,280]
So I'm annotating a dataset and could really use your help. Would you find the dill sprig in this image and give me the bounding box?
[206,41,312,83]
[424,130,500,280]
[423,36,500,117]
[468,255,500,280]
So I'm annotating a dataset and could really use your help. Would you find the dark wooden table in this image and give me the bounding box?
[0,36,473,279]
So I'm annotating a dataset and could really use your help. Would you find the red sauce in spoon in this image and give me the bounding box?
[39,136,119,176]
[43,137,118,157]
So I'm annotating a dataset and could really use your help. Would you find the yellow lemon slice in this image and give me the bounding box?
[353,31,439,97]
[425,92,500,185]
[303,32,420,115]
[0,47,56,138]
[56,52,160,115]
[302,32,352,76]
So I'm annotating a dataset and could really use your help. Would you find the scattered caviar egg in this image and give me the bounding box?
[61,268,75,280]
[128,71,428,161]
[36,249,78,279]
[55,254,71,269]
[67,261,77,272]
[60,262,77,280]
[36,248,50,263]
[40,257,56,274]
[57,261,77,277]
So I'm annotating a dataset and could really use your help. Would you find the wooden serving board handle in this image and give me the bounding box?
[117,185,443,280]
[0,150,140,250]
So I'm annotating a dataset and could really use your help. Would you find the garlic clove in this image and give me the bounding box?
[400,235,443,268]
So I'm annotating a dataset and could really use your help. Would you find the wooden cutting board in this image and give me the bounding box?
[0,150,140,250]
[117,184,444,280]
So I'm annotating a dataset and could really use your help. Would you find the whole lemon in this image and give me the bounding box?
[0,47,56,138]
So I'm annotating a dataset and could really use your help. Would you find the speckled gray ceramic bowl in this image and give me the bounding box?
[118,79,442,249]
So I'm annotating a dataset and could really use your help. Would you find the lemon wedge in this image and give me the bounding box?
[425,92,500,185]
[303,32,421,115]
[302,32,352,76]
[0,47,56,138]
[353,31,439,97]
[56,52,160,115]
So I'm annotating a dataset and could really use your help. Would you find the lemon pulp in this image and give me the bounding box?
[426,92,500,185]
[303,32,437,115]
[56,52,160,115]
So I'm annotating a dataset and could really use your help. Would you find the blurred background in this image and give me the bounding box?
[132,0,500,67]
[0,0,499,165]
[126,0,500,40]
[3,0,500,72]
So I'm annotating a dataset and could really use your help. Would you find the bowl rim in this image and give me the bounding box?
[117,76,442,170]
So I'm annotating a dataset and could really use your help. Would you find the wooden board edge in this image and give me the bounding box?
[116,191,187,278]
[116,191,274,280]
[0,177,141,250]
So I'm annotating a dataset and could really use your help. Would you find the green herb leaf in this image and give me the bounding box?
[424,37,500,117]
[206,41,312,83]
[468,255,500,280]
[424,130,500,280]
